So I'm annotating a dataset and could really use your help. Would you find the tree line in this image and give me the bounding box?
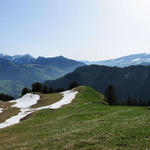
[0,81,79,101]
[21,81,80,96]
[0,93,14,101]
[1,81,149,107]
[104,85,150,106]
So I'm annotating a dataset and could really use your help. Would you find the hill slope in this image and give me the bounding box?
[45,65,150,102]
[0,54,84,97]
[0,86,150,150]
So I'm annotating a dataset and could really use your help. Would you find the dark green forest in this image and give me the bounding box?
[44,65,150,102]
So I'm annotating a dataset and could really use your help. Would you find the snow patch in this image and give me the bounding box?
[0,108,3,113]
[0,109,31,129]
[33,90,78,111]
[10,93,40,109]
[132,58,141,62]
[0,90,78,129]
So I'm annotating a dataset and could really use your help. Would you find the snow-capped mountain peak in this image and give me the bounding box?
[82,53,150,67]
[0,53,35,64]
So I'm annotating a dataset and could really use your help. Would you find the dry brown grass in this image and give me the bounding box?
[31,92,63,108]
[0,101,20,123]
[0,92,63,125]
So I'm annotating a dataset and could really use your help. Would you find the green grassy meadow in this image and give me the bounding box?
[0,86,150,150]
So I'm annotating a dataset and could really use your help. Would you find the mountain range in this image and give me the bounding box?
[81,53,150,67]
[0,54,84,97]
[44,64,150,102]
[1,52,150,98]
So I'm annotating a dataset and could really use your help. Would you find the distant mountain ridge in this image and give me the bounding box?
[44,64,150,102]
[0,53,84,97]
[81,53,150,67]
[0,53,35,64]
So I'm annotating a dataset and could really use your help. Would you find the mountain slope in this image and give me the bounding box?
[82,53,150,67]
[0,86,150,150]
[0,54,84,97]
[45,65,150,101]
[34,55,84,72]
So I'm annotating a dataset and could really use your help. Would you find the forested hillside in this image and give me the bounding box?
[45,65,150,102]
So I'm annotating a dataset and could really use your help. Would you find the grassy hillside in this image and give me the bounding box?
[0,86,150,149]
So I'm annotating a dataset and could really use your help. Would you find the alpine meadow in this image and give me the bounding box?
[1,0,150,150]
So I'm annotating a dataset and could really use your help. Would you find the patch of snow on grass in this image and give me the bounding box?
[0,108,3,113]
[33,90,78,111]
[49,90,78,109]
[0,94,40,129]
[0,90,78,129]
[11,93,40,109]
[0,109,32,129]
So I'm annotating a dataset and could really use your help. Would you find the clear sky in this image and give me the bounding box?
[0,0,150,60]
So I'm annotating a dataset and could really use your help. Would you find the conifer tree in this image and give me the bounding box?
[21,87,30,96]
[104,85,117,105]
[32,82,42,92]
[49,87,56,93]
[42,85,49,94]
[68,82,79,90]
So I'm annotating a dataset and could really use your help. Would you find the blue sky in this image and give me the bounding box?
[0,0,150,60]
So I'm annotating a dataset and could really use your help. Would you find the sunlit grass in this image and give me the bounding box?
[0,86,150,150]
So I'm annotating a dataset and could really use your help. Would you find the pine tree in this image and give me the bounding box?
[147,100,150,106]
[42,85,49,94]
[139,100,144,106]
[21,87,30,96]
[127,97,133,106]
[49,87,56,93]
[0,93,14,101]
[32,82,42,92]
[104,85,117,105]
[68,82,79,90]
[56,88,64,93]
[133,99,138,106]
